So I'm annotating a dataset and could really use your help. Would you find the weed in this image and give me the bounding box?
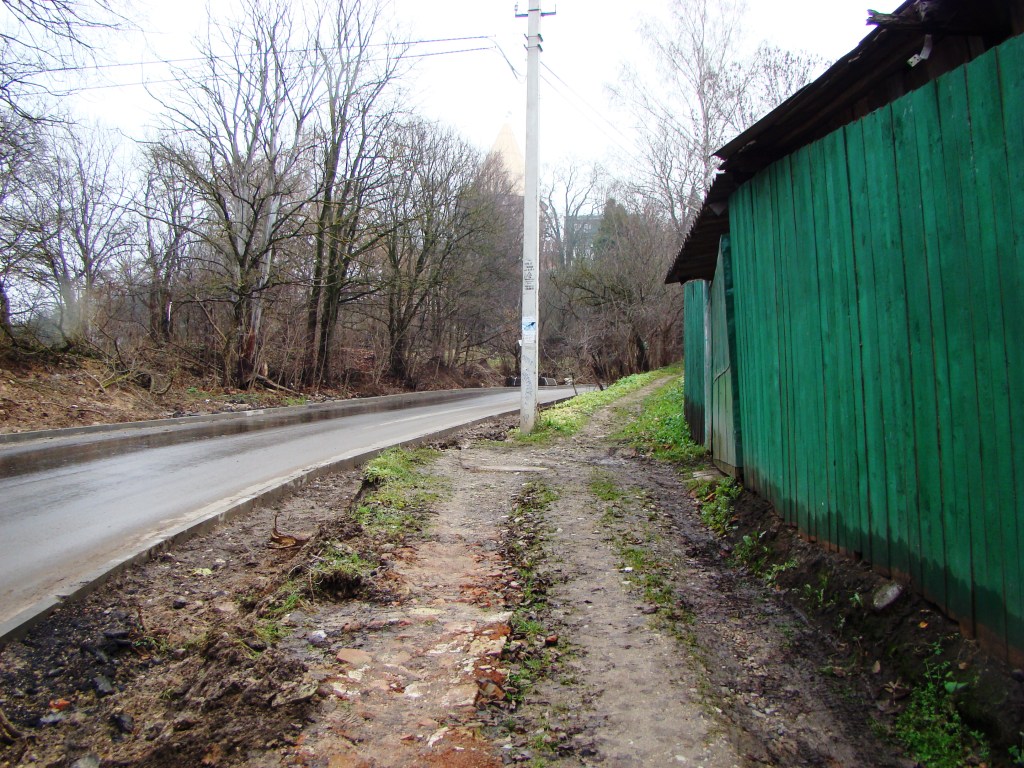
[306,543,375,598]
[729,531,796,588]
[262,579,304,619]
[801,573,835,611]
[688,476,740,536]
[893,655,990,768]
[501,480,561,707]
[732,532,769,571]
[1009,732,1024,766]
[253,618,288,645]
[589,471,626,502]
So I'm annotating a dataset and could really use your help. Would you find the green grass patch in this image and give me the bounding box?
[355,447,444,540]
[687,476,741,537]
[616,374,706,464]
[893,655,990,768]
[512,369,669,442]
[589,471,628,502]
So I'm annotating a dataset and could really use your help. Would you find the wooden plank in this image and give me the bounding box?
[775,156,802,531]
[844,117,889,568]
[731,184,761,491]
[995,31,1024,661]
[863,104,913,580]
[910,79,957,623]
[790,145,829,545]
[893,83,943,603]
[824,128,867,558]
[809,137,841,551]
[966,46,1015,655]
[934,66,981,631]
[765,166,788,514]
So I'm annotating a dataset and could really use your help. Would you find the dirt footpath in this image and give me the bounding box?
[0,382,938,766]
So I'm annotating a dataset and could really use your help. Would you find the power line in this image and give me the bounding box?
[31,35,497,77]
[538,63,640,164]
[48,44,498,93]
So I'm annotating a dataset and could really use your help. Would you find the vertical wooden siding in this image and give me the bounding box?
[683,280,709,445]
[729,34,1024,661]
[710,238,743,475]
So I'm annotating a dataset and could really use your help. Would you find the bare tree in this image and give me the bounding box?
[552,194,681,380]
[376,121,494,386]
[615,0,821,239]
[0,0,123,118]
[155,0,320,385]
[12,122,134,344]
[302,0,407,387]
[541,161,606,270]
[136,146,200,342]
[0,111,41,341]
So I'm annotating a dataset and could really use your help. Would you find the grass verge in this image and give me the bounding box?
[589,470,694,636]
[512,369,670,443]
[615,372,705,463]
[255,447,444,643]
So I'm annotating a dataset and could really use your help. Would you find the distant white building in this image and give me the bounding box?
[487,122,525,197]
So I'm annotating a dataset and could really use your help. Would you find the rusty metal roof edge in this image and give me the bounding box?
[715,0,917,163]
[664,172,737,284]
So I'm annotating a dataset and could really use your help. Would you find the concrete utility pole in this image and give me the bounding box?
[516,1,553,434]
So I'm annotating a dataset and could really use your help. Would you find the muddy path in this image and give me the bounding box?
[1,380,1016,767]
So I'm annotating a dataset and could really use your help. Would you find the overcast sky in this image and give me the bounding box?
[68,0,885,171]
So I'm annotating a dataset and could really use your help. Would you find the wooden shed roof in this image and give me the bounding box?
[665,0,1024,284]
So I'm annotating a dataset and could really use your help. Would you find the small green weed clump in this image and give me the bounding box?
[513,369,666,442]
[617,375,706,464]
[688,476,741,537]
[730,531,797,588]
[893,653,989,768]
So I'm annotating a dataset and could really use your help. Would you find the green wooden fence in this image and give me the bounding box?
[683,280,709,445]
[728,33,1024,660]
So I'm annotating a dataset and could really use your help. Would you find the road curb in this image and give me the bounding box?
[0,389,490,477]
[0,397,573,647]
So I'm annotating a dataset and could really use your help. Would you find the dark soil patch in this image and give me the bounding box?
[718,483,1024,762]
[0,470,365,767]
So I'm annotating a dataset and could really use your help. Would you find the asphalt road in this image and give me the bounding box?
[0,387,577,633]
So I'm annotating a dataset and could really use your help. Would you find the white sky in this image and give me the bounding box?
[67,0,887,172]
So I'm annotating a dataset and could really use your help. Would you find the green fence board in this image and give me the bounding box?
[967,49,1015,652]
[909,79,954,613]
[995,33,1024,655]
[683,280,709,445]
[825,128,866,557]
[868,105,915,580]
[809,138,840,550]
[937,67,983,627]
[891,89,935,594]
